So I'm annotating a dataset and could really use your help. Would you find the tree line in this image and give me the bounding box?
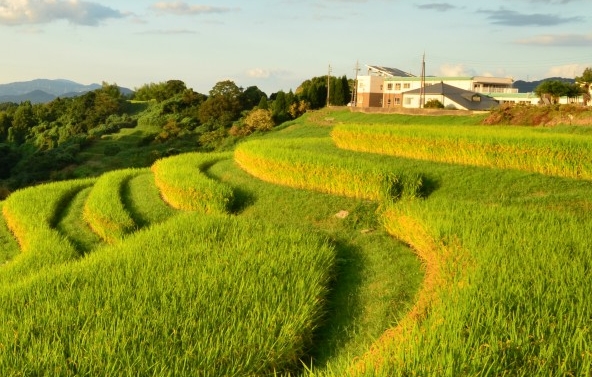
[0,75,352,197]
[534,67,592,105]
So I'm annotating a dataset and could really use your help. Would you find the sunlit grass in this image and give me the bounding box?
[0,202,19,265]
[332,123,592,179]
[1,179,94,285]
[235,138,422,202]
[55,186,102,254]
[208,158,423,372]
[83,169,142,243]
[151,152,234,213]
[122,170,178,227]
[0,213,335,375]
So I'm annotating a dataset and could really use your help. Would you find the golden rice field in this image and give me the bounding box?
[1,109,591,376]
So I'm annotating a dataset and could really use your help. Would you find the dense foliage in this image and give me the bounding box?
[534,79,583,104]
[0,75,353,198]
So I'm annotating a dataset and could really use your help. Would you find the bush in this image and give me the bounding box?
[424,99,444,109]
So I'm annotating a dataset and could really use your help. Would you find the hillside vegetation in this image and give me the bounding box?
[1,107,592,375]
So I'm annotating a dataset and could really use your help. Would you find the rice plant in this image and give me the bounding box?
[0,202,20,265]
[324,124,592,376]
[0,213,335,376]
[151,152,234,213]
[332,124,592,180]
[1,178,94,285]
[234,138,423,202]
[83,168,143,243]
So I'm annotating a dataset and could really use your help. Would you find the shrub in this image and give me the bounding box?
[424,99,444,109]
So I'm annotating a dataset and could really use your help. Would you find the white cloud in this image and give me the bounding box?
[246,68,291,79]
[0,0,125,26]
[151,2,238,16]
[516,33,592,46]
[247,68,272,79]
[435,63,476,77]
[546,64,588,78]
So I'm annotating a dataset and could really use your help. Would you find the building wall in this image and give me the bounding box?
[356,76,384,107]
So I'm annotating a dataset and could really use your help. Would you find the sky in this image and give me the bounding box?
[0,0,591,95]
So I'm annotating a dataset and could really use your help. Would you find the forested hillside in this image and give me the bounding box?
[0,75,352,199]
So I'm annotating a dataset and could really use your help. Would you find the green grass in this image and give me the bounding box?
[83,169,142,243]
[54,186,102,254]
[122,170,178,227]
[332,123,592,179]
[1,179,94,285]
[3,107,591,375]
[207,159,423,372]
[151,152,234,213]
[0,202,19,265]
[323,128,592,376]
[235,138,422,202]
[0,213,336,376]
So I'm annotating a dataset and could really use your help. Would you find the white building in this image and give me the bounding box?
[355,65,515,109]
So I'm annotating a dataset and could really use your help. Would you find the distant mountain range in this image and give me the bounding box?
[513,77,575,93]
[0,79,133,104]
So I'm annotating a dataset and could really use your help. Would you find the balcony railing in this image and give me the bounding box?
[475,87,519,94]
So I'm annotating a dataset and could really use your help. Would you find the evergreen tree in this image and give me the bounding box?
[257,96,269,110]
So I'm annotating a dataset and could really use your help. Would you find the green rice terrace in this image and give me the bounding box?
[1,108,592,376]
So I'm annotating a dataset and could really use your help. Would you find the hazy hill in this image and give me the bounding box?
[0,79,133,103]
[513,77,575,93]
[0,90,56,104]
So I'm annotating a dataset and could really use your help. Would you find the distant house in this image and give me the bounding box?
[402,82,500,111]
[355,65,515,109]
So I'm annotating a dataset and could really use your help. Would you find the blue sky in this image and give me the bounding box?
[1,0,591,95]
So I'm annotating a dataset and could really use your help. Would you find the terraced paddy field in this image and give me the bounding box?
[1,108,591,376]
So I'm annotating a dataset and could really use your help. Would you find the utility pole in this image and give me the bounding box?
[327,64,332,107]
[420,53,426,108]
[351,60,360,107]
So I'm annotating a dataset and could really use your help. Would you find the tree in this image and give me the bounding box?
[244,109,274,132]
[241,86,267,111]
[534,80,581,104]
[198,80,243,128]
[8,101,35,144]
[0,143,20,179]
[296,77,327,109]
[330,75,350,106]
[257,96,269,110]
[576,67,592,106]
[0,112,12,142]
[134,80,188,102]
[271,90,289,124]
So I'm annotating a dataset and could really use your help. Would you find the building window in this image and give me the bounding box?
[404,98,412,105]
[395,98,401,105]
[395,83,401,90]
[403,83,411,89]
[387,83,393,90]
